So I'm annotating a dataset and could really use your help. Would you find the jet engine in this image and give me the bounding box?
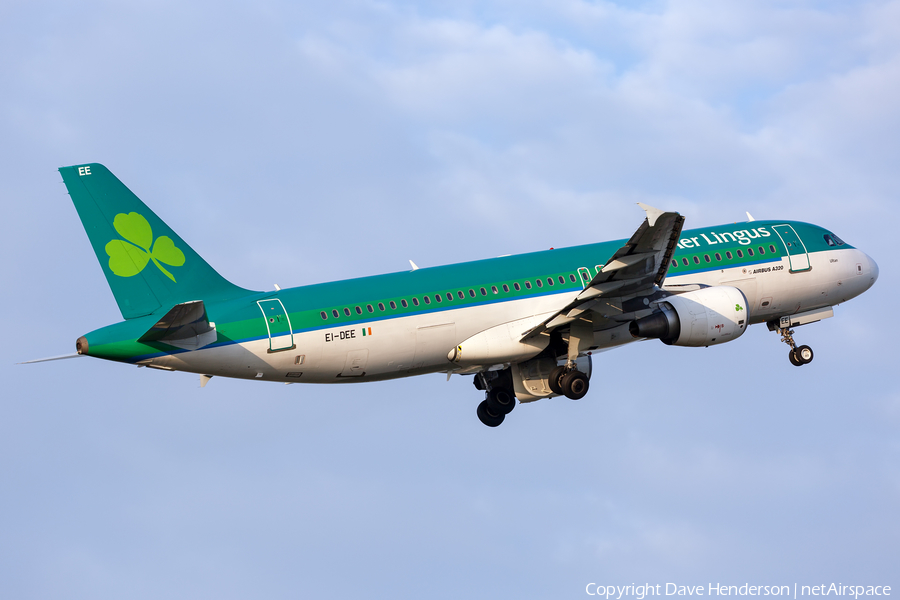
[629,286,748,347]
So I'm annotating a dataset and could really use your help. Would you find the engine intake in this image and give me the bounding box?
[630,286,748,347]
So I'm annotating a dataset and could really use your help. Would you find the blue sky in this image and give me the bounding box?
[2,1,897,598]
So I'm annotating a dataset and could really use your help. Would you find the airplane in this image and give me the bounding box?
[36,163,879,427]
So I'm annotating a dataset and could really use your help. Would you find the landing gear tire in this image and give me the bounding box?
[789,345,814,366]
[477,400,505,427]
[561,370,589,400]
[486,387,516,415]
[548,365,567,395]
[777,326,814,367]
[796,345,814,365]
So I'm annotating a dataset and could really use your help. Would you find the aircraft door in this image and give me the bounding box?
[257,299,295,352]
[578,267,592,288]
[772,225,811,272]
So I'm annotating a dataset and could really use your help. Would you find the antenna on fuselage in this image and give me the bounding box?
[746,212,756,222]
[409,260,419,271]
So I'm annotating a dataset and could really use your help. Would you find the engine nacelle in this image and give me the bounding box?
[629,286,748,347]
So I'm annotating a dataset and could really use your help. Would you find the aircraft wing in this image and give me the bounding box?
[522,203,684,339]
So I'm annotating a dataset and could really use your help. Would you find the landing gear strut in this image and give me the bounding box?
[777,326,814,367]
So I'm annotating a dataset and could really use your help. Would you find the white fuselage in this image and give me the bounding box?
[148,247,877,384]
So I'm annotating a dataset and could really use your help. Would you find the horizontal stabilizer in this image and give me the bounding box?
[18,353,84,365]
[139,300,217,350]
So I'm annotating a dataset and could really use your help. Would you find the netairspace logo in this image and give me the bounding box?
[586,584,892,599]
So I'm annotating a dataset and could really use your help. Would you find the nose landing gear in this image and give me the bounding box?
[777,326,814,366]
[789,344,814,366]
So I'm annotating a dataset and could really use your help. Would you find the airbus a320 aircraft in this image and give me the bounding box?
[39,164,878,427]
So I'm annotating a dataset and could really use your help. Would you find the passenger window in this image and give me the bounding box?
[446,293,453,301]
[355,306,362,315]
[758,246,765,255]
[344,307,351,316]
[704,255,711,263]
[423,296,430,305]
[525,281,532,289]
[320,311,328,320]
[412,298,419,306]
[389,301,397,309]
[435,295,442,303]
[671,260,677,268]
[491,286,498,294]
[458,291,465,299]
[726,251,732,260]
[769,244,777,253]
[693,256,700,264]
[366,304,374,313]
[736,250,743,258]
[682,258,689,266]
[547,278,554,286]
[714,253,721,261]
[502,284,509,292]
[332,309,340,318]
[469,289,476,297]
[378,303,385,311]
[480,287,487,296]
[514,283,520,291]
[747,248,754,256]
[558,276,565,284]
[536,279,543,288]
[401,299,408,308]
[570,274,577,283]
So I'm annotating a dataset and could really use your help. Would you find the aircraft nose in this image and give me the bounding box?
[855,250,879,293]
[867,253,879,287]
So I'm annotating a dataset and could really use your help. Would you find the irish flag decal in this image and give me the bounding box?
[362,327,373,336]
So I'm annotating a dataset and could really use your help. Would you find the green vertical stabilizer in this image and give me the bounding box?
[60,163,251,319]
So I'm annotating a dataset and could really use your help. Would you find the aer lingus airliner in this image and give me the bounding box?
[37,163,879,426]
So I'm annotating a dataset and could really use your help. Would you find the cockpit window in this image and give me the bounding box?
[832,233,846,245]
[824,234,836,247]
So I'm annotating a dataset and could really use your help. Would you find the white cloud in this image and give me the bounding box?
[278,1,900,235]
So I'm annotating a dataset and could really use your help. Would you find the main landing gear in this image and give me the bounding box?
[548,364,590,400]
[777,326,814,367]
[472,357,593,427]
[474,371,516,427]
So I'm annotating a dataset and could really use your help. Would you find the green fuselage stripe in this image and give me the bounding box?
[83,220,848,362]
